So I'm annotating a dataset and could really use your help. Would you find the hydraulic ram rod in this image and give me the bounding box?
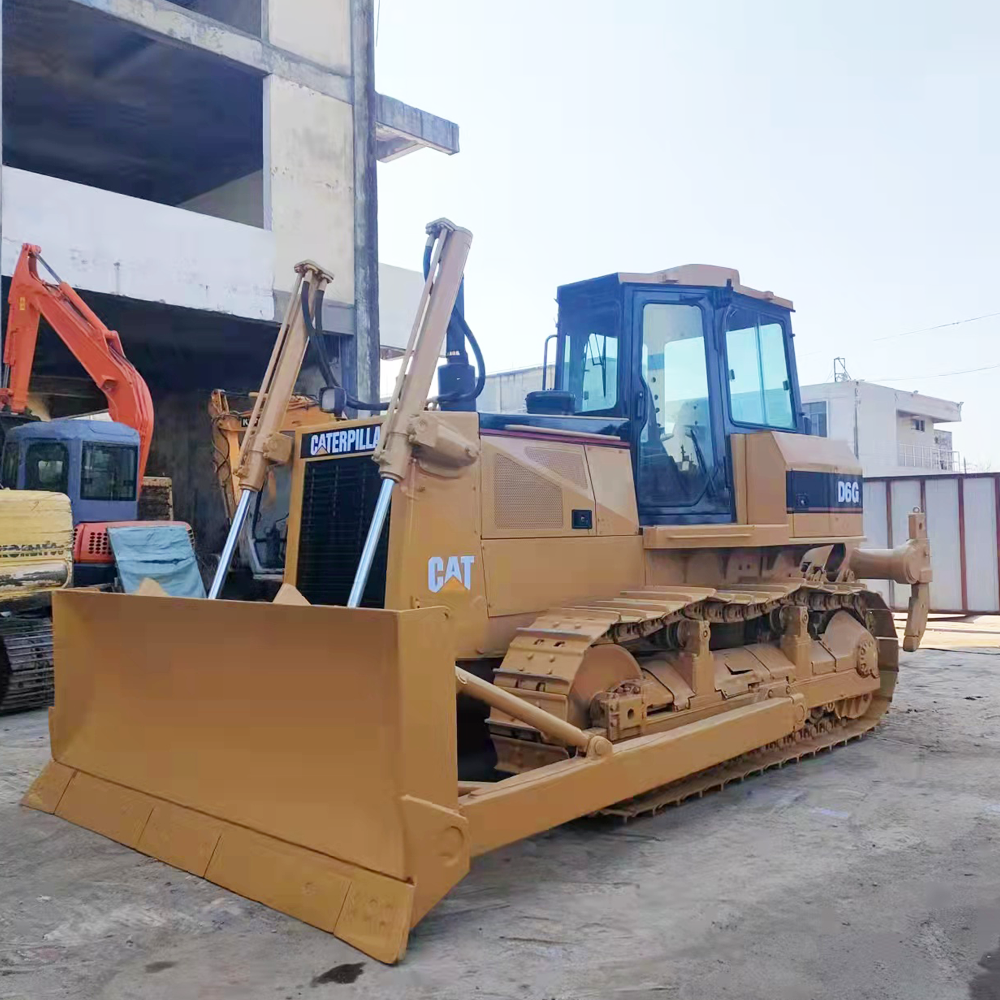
[207,260,333,600]
[346,478,394,607]
[208,488,254,599]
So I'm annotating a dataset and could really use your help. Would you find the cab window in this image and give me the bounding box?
[559,303,619,413]
[25,442,69,494]
[81,444,138,501]
[1,442,19,487]
[725,308,795,428]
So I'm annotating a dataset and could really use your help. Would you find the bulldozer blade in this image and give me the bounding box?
[22,590,469,964]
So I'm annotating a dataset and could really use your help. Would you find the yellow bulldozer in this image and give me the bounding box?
[24,221,931,964]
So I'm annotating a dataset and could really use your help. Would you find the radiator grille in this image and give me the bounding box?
[524,446,589,489]
[296,455,388,608]
[493,454,564,529]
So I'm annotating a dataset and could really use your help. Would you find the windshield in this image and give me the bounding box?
[25,442,69,494]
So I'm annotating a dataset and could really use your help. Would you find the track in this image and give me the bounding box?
[489,582,901,814]
[0,616,55,715]
[601,703,885,819]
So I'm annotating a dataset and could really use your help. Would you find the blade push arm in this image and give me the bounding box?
[207,260,333,599]
[346,219,473,606]
[2,244,155,480]
[373,219,473,483]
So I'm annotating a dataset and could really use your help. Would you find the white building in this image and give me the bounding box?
[800,381,962,478]
[476,364,552,414]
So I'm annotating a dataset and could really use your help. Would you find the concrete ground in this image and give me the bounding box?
[2,623,1000,999]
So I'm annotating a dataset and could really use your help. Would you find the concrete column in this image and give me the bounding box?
[351,0,380,409]
[264,76,355,306]
[267,0,351,74]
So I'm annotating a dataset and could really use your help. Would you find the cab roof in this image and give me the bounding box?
[616,265,792,310]
[559,264,794,311]
[7,418,139,444]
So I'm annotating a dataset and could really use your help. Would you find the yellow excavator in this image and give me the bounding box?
[24,221,931,964]
[208,390,330,591]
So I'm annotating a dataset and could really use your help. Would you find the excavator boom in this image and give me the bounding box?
[1,244,154,480]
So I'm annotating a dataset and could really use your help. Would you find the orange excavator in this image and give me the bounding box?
[1,244,154,477]
[0,244,186,712]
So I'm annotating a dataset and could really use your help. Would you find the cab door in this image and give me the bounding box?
[627,288,733,524]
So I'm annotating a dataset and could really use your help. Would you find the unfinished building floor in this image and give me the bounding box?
[2,627,999,999]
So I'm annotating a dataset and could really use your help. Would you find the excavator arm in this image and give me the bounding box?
[1,244,155,480]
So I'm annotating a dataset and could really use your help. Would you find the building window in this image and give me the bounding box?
[25,442,69,494]
[803,401,828,437]
[81,444,138,502]
[911,418,926,432]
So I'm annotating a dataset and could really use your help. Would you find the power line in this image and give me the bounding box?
[798,309,1000,359]
[868,362,1000,383]
[870,310,1000,344]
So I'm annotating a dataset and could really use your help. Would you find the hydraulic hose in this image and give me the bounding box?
[301,282,389,412]
[421,240,486,406]
[443,309,487,403]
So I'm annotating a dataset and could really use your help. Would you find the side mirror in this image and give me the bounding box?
[319,385,347,416]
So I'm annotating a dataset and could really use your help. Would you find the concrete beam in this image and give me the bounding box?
[62,0,462,162]
[29,376,107,402]
[273,290,354,338]
[63,0,352,103]
[375,94,460,160]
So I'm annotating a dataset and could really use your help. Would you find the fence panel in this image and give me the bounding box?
[864,474,1000,614]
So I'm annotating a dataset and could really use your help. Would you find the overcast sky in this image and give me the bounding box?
[375,1,1000,468]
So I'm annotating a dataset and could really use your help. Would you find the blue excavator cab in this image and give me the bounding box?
[1,419,140,525]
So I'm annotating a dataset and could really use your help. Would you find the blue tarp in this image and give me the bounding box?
[108,525,206,599]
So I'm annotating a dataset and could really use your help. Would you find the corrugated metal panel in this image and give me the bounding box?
[862,481,890,605]
[864,473,1000,615]
[963,478,1000,612]
[889,480,921,610]
[924,478,962,612]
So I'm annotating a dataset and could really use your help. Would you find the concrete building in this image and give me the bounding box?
[800,381,962,477]
[0,0,457,553]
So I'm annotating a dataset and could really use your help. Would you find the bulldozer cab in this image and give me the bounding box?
[547,266,803,525]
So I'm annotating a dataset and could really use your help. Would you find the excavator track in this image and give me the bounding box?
[489,582,899,815]
[0,616,54,715]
